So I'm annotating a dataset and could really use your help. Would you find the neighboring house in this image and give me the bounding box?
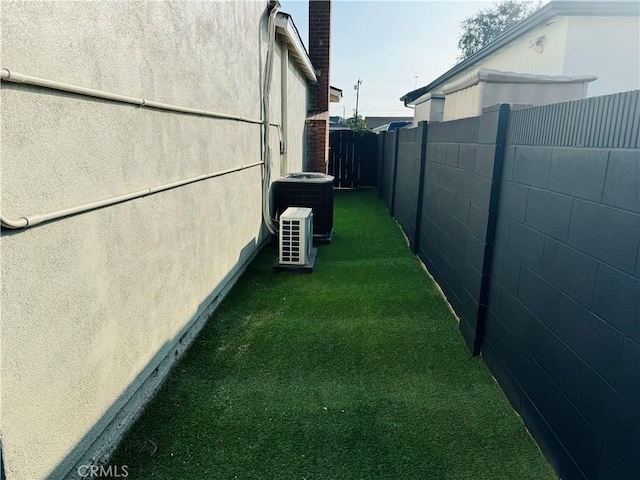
[402,0,640,122]
[371,120,412,133]
[0,2,324,479]
[329,116,412,133]
[329,116,350,132]
[328,90,348,132]
[330,85,342,103]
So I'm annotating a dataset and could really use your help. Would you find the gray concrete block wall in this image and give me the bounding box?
[416,116,492,352]
[485,144,640,480]
[393,127,423,247]
[375,133,384,194]
[377,92,640,480]
[380,130,396,208]
[428,116,480,144]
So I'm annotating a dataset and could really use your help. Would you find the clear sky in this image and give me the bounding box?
[280,0,494,118]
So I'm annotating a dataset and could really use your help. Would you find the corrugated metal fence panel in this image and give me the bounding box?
[507,90,640,148]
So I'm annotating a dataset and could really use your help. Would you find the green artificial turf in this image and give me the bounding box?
[111,189,556,479]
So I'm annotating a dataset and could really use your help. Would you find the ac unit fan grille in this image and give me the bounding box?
[278,206,312,266]
[280,219,301,264]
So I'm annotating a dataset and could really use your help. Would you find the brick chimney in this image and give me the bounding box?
[306,0,331,173]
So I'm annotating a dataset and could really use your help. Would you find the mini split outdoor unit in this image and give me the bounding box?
[279,207,314,266]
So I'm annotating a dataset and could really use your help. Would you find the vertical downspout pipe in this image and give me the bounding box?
[261,0,281,235]
[280,38,289,176]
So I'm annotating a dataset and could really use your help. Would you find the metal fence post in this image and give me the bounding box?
[472,104,511,355]
[378,132,386,198]
[412,122,429,255]
[389,130,400,216]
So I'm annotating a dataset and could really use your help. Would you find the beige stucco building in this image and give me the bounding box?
[403,1,640,122]
[0,2,317,479]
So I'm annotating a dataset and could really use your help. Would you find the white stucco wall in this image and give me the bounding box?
[443,79,589,121]
[443,85,482,121]
[0,2,309,479]
[475,17,570,77]
[441,14,640,97]
[428,13,640,122]
[483,80,587,107]
[564,16,640,97]
[432,16,571,99]
[413,97,445,124]
[413,12,639,125]
[286,59,309,171]
[412,18,571,124]
[414,100,430,124]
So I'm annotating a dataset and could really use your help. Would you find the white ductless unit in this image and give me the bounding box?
[279,207,313,265]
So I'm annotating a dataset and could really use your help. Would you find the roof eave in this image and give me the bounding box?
[441,68,598,95]
[276,13,318,83]
[406,92,445,106]
[330,86,343,102]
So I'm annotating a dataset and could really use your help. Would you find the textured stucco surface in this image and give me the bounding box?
[432,17,570,97]
[0,2,309,479]
[473,17,569,78]
[414,97,445,124]
[414,18,570,123]
[443,81,587,121]
[442,85,483,121]
[564,16,640,97]
[286,59,309,172]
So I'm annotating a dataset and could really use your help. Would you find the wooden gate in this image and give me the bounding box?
[328,130,377,188]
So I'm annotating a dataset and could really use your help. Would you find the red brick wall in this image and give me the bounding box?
[307,0,331,173]
[306,115,329,173]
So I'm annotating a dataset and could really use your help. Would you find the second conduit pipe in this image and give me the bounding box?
[0,162,264,229]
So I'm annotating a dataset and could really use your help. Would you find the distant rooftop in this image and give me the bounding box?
[365,116,413,130]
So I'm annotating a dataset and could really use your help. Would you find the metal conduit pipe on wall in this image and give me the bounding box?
[0,68,281,131]
[280,37,289,177]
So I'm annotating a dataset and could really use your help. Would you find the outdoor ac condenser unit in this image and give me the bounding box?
[274,173,334,241]
[279,207,313,266]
